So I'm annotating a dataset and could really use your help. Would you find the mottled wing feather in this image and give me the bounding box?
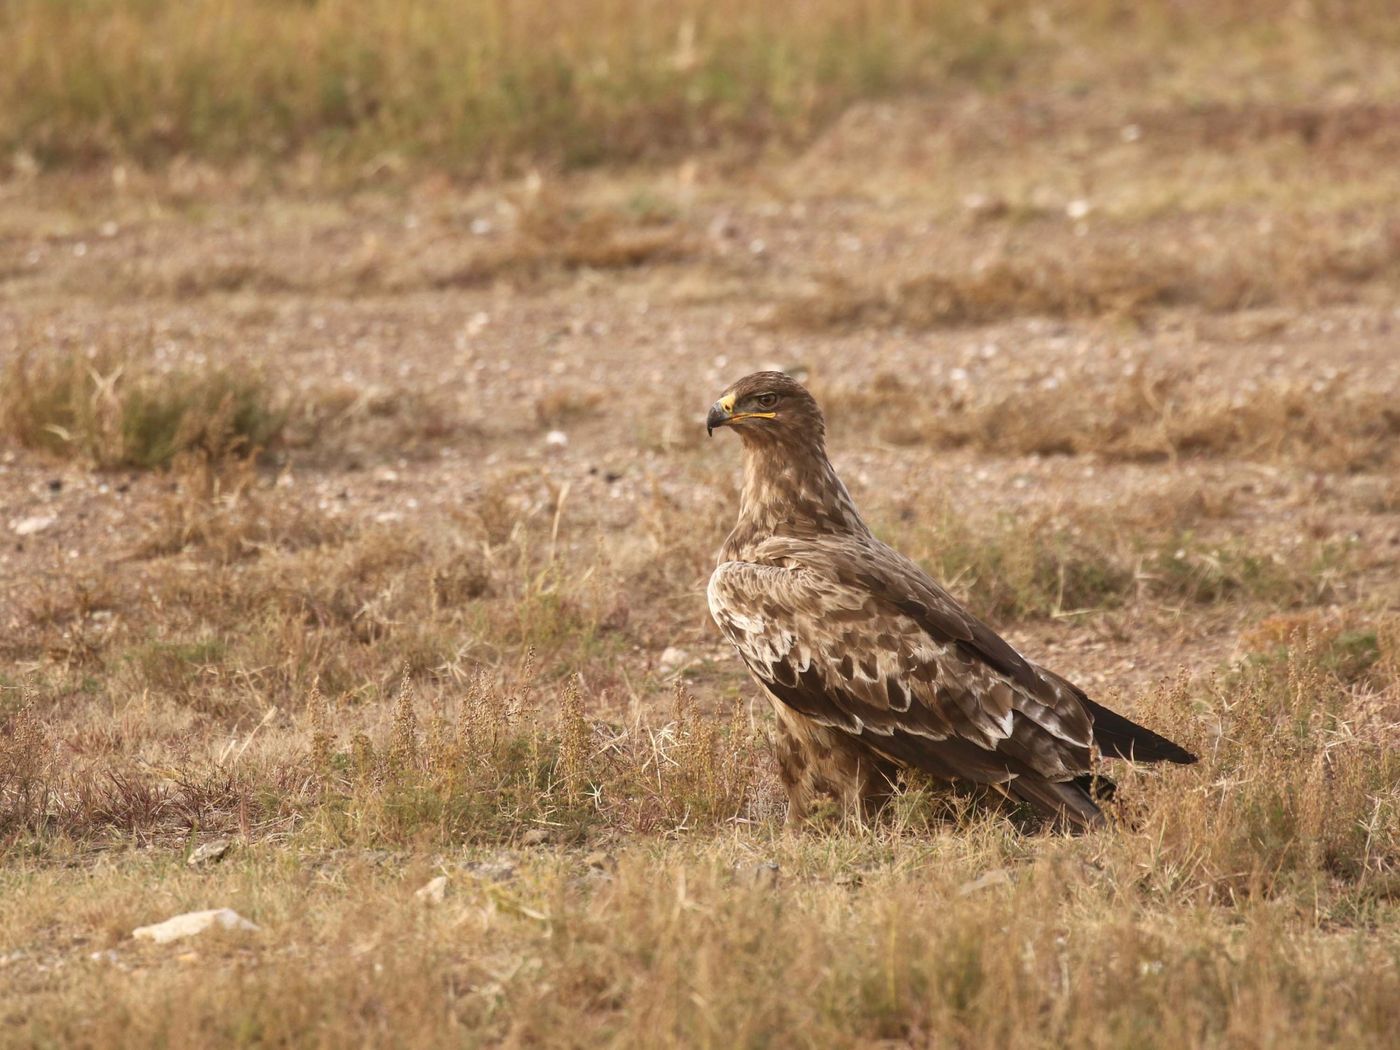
[708,535,1097,790]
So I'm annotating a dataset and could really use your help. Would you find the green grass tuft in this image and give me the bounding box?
[0,347,287,470]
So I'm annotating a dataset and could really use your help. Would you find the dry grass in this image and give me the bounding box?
[6,448,1357,729]
[40,188,700,303]
[423,190,696,291]
[6,453,710,717]
[5,1,1398,175]
[3,850,1396,1047]
[0,664,761,849]
[0,344,287,470]
[773,219,1400,331]
[4,2,1400,1043]
[817,370,1400,472]
[1126,617,1398,898]
[880,495,1355,623]
[0,0,1026,172]
[3,437,1395,1046]
[0,340,487,475]
[3,625,1396,1046]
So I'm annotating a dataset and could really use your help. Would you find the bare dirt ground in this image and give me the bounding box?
[5,95,1398,692]
[2,86,1398,1046]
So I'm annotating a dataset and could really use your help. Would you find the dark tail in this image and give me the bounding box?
[1085,698,1197,764]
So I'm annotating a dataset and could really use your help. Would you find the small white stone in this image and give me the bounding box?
[132,909,258,944]
[187,839,231,868]
[11,515,56,536]
[1065,199,1092,220]
[658,646,689,674]
[545,430,569,449]
[415,875,449,905]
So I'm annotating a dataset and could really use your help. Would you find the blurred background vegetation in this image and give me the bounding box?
[4,0,1398,174]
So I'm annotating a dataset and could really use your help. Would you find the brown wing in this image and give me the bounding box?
[708,535,1104,824]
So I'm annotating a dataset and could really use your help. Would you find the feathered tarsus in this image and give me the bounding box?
[705,371,1195,830]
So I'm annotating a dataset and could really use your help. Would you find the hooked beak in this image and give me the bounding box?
[706,399,731,436]
[707,393,737,436]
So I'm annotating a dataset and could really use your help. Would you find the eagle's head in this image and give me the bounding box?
[706,371,825,445]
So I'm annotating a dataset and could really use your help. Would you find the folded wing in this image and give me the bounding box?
[708,534,1149,825]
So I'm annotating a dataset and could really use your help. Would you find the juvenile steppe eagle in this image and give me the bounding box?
[705,371,1195,829]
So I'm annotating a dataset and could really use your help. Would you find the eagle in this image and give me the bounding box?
[705,371,1195,829]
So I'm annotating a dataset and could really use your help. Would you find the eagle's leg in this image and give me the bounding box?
[853,755,900,824]
[770,700,818,825]
[769,698,899,828]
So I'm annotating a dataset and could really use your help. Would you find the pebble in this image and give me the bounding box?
[10,515,56,536]
[415,875,449,905]
[658,646,689,674]
[132,909,259,945]
[962,192,1009,219]
[187,839,231,868]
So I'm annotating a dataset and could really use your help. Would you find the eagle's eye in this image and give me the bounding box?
[755,393,779,409]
